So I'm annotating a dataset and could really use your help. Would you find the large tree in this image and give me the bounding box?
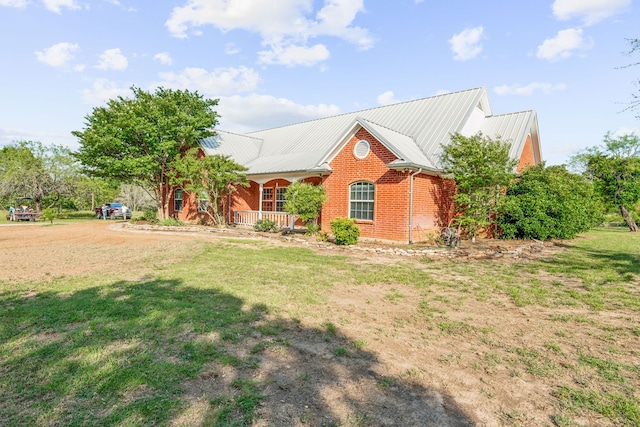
[440,132,518,240]
[0,141,78,211]
[572,133,640,232]
[73,86,218,219]
[172,148,248,225]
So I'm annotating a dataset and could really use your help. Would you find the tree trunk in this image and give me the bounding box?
[620,205,639,232]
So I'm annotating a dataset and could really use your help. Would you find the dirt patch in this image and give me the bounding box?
[1,220,636,426]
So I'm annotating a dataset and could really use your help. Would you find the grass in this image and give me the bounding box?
[0,226,638,425]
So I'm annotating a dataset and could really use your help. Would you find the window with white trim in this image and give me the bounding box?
[174,189,183,212]
[262,187,273,212]
[354,140,370,159]
[198,192,209,212]
[349,181,374,220]
[276,187,286,212]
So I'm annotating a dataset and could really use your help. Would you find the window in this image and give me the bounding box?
[353,140,370,159]
[174,189,183,212]
[276,187,287,212]
[349,181,374,220]
[198,192,208,212]
[262,187,273,212]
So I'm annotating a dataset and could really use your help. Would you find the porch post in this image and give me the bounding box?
[258,183,263,220]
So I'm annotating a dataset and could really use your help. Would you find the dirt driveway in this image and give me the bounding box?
[1,221,634,426]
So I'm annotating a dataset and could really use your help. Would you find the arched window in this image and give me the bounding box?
[349,181,374,220]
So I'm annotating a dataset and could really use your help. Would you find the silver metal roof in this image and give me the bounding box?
[201,87,540,175]
[479,111,539,161]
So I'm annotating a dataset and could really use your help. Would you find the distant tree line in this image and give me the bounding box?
[0,140,155,213]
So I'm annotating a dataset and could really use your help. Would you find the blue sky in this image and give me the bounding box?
[0,0,638,165]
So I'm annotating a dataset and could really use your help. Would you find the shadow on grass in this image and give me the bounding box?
[0,278,474,426]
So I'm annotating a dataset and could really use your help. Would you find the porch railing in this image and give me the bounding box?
[233,210,294,229]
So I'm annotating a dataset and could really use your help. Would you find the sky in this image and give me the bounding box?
[0,0,639,166]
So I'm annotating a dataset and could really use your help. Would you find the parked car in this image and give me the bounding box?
[95,203,129,219]
[110,206,130,220]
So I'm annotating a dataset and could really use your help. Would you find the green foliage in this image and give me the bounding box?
[283,182,327,227]
[40,208,57,224]
[159,217,184,226]
[254,218,279,232]
[73,86,219,220]
[330,217,360,245]
[305,223,320,235]
[572,133,640,232]
[141,207,159,223]
[440,132,518,238]
[498,164,604,240]
[0,141,80,212]
[171,148,248,226]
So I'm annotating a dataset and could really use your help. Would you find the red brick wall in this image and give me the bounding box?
[410,174,456,239]
[321,129,411,241]
[517,135,535,173]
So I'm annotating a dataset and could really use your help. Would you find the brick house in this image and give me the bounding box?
[171,87,541,243]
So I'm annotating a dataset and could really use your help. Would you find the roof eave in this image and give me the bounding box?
[386,161,443,175]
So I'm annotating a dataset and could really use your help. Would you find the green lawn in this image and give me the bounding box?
[0,227,638,426]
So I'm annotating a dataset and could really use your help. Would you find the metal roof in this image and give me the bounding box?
[479,111,539,161]
[201,87,540,175]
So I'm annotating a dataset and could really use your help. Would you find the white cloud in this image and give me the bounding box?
[536,28,592,61]
[96,48,128,70]
[80,78,130,105]
[0,0,28,7]
[0,126,77,148]
[552,0,631,25]
[225,43,240,55]
[165,0,373,66]
[377,90,400,106]
[34,42,79,67]
[217,93,341,133]
[448,26,484,61]
[153,52,173,65]
[493,82,567,96]
[42,0,80,13]
[258,43,330,67]
[155,66,261,95]
[611,127,640,139]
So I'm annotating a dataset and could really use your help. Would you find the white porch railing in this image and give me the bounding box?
[234,210,294,229]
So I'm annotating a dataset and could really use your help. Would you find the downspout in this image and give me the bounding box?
[408,168,422,245]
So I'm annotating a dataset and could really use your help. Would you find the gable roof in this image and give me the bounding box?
[201,87,541,176]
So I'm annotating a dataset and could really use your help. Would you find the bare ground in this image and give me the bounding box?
[1,221,638,426]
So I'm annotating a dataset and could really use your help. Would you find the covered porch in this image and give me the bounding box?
[230,172,326,230]
[233,210,294,229]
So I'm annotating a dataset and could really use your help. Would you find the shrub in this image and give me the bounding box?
[283,182,327,228]
[254,219,279,232]
[330,217,360,245]
[141,208,158,223]
[497,164,604,240]
[159,217,184,226]
[40,208,57,224]
[305,223,320,236]
[316,230,329,242]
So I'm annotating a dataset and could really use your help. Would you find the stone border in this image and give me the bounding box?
[120,222,546,259]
